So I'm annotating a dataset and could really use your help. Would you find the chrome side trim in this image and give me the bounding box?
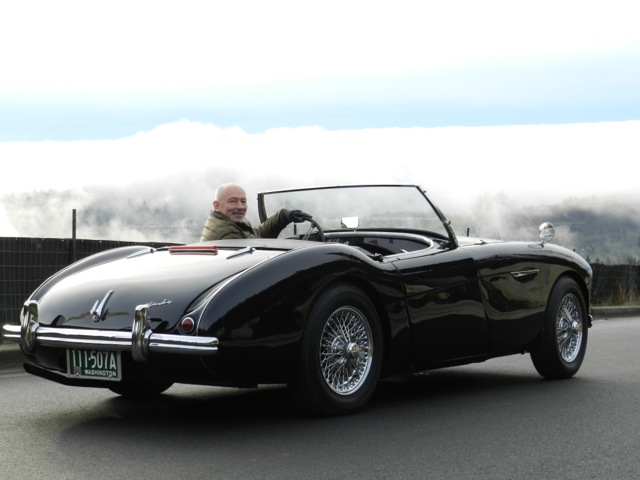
[1,302,219,361]
[511,269,540,279]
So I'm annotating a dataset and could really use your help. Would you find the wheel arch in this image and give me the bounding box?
[528,270,591,343]
[312,274,394,371]
[549,269,592,320]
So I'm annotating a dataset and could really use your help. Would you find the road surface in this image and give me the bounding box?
[1,317,638,480]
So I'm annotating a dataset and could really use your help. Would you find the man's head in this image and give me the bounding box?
[213,183,248,222]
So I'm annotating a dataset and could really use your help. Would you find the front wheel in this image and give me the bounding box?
[530,277,588,379]
[290,284,382,416]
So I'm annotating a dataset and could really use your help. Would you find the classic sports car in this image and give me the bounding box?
[2,184,592,416]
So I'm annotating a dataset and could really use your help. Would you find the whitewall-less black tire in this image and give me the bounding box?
[291,284,382,416]
[530,277,588,379]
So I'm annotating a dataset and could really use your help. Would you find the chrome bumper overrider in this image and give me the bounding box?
[1,300,219,361]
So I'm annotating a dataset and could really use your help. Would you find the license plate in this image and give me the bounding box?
[67,349,122,381]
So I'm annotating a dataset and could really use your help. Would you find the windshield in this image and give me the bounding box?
[258,184,451,240]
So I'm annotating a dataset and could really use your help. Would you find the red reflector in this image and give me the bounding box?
[180,317,195,333]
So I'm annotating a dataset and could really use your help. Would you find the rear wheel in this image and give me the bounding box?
[530,277,588,379]
[291,284,382,416]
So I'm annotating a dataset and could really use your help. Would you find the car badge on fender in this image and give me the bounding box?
[90,290,114,322]
[148,299,173,308]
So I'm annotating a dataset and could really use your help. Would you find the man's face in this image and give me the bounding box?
[214,187,248,222]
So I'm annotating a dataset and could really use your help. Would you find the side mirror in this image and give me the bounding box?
[539,222,555,244]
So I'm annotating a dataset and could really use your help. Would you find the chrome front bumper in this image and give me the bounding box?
[1,301,219,361]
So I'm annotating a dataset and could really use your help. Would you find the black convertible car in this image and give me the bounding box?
[2,184,592,416]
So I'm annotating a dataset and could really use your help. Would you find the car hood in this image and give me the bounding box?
[31,245,287,331]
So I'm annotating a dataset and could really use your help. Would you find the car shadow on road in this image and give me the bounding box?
[100,361,576,423]
[55,360,597,453]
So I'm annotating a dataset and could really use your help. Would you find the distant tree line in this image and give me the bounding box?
[4,189,640,263]
[452,194,640,265]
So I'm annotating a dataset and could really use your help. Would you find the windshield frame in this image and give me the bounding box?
[257,184,458,247]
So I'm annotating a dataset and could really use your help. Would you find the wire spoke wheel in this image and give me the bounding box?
[530,277,588,379]
[556,293,583,363]
[319,307,373,395]
[291,283,382,416]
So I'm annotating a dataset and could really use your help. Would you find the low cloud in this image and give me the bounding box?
[1,120,639,250]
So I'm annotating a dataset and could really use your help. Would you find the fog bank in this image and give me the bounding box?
[1,120,638,244]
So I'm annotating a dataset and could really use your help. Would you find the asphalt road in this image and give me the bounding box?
[1,316,639,480]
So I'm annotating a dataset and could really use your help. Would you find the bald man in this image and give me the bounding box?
[199,183,311,241]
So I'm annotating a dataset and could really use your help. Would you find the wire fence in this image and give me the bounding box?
[1,237,638,327]
[591,263,640,306]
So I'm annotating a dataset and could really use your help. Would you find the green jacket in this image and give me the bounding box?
[199,209,290,241]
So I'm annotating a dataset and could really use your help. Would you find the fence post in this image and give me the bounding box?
[70,209,77,264]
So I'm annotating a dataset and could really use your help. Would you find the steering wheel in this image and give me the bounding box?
[302,217,325,242]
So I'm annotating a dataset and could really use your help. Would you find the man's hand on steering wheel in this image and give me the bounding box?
[285,209,313,223]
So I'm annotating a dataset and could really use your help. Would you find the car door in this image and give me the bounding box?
[389,246,487,368]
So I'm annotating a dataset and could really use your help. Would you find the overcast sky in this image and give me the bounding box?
[1,1,639,238]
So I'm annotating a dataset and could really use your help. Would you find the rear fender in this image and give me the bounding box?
[197,245,406,381]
